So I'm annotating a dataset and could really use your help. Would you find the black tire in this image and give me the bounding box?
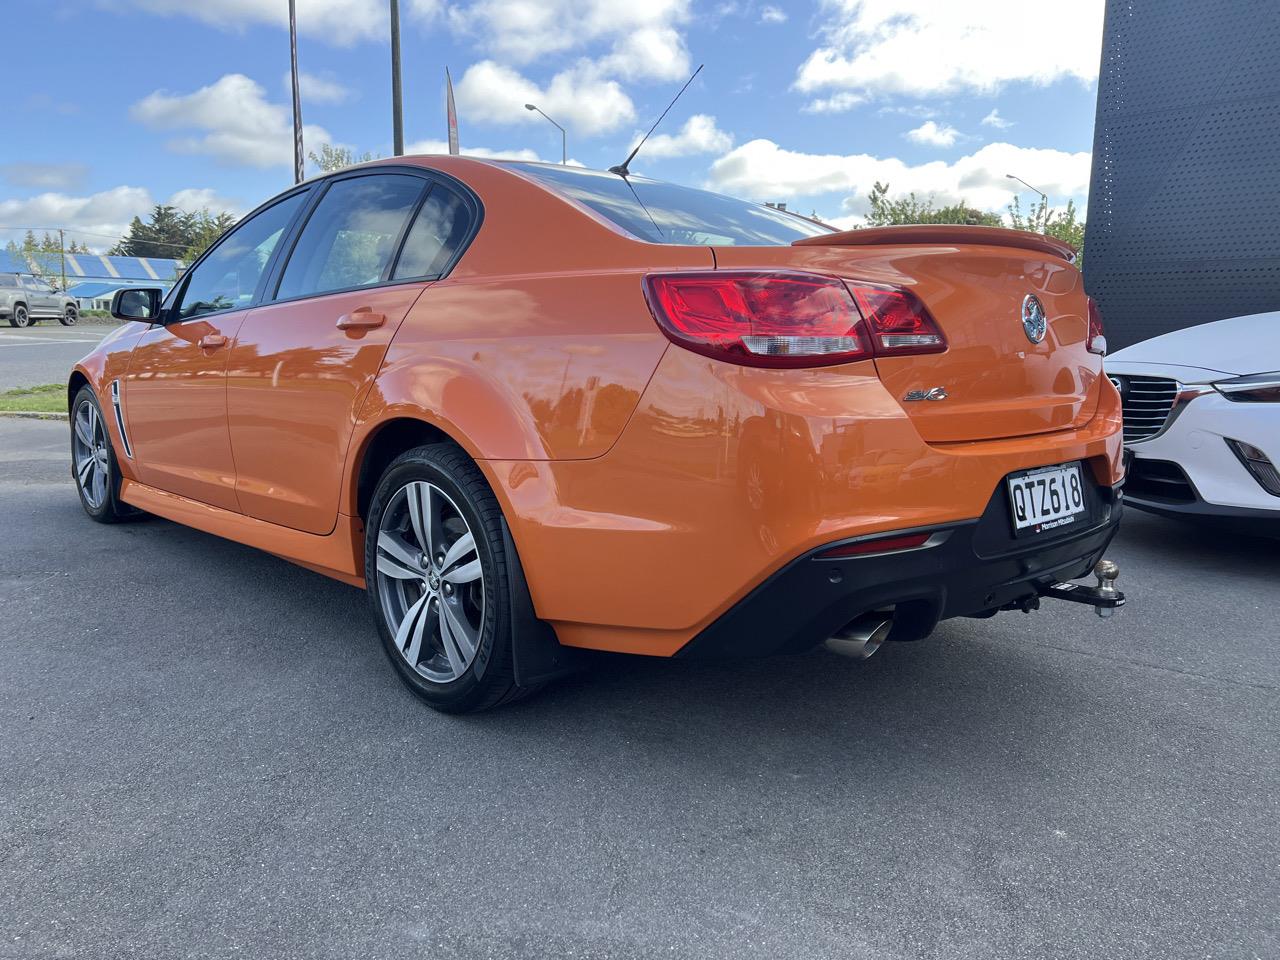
[60,306,77,326]
[364,443,524,713]
[10,303,29,328]
[71,385,140,523]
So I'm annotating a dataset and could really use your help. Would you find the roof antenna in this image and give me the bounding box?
[609,63,704,178]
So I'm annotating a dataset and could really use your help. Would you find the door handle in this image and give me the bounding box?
[336,309,386,330]
[198,334,227,349]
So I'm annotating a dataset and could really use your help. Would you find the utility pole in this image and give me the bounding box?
[390,0,404,156]
[289,0,304,183]
[58,228,66,291]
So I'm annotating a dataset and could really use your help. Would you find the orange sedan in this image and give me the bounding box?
[69,157,1125,712]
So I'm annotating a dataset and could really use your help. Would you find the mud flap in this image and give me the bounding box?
[502,520,582,687]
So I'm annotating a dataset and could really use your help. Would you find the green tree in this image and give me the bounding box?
[309,143,378,173]
[1007,196,1086,264]
[180,210,239,264]
[5,233,66,289]
[863,181,1004,227]
[110,205,197,258]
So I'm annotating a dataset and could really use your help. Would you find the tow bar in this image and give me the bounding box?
[1041,560,1125,618]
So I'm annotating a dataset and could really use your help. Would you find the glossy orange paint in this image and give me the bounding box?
[71,156,1124,650]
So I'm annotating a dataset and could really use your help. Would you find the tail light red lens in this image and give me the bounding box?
[1086,296,1107,355]
[846,283,947,355]
[643,271,946,369]
[643,271,869,368]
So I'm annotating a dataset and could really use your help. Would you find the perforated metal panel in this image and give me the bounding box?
[1085,1,1280,349]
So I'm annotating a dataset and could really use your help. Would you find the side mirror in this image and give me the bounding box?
[111,287,163,322]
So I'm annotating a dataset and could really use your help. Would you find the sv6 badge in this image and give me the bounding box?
[903,387,949,402]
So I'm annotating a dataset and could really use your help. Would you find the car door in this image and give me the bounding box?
[123,189,310,511]
[226,171,475,535]
[24,276,56,315]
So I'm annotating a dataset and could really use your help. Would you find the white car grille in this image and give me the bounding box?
[1110,374,1179,443]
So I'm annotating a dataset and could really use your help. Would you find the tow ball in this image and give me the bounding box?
[1040,560,1125,618]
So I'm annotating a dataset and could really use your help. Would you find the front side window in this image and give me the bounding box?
[392,184,471,279]
[277,174,425,300]
[175,191,306,321]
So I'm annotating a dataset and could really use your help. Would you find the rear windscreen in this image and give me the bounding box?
[509,163,833,246]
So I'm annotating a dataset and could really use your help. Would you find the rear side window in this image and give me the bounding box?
[392,184,470,279]
[175,191,306,321]
[508,163,834,246]
[0,275,16,287]
[277,174,425,300]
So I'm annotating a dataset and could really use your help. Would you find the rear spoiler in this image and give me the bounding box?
[793,224,1076,262]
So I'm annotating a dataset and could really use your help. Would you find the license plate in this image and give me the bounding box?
[1007,463,1086,534]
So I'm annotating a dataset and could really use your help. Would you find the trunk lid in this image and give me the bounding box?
[713,226,1100,443]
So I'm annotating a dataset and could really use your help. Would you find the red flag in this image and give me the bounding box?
[446,67,459,156]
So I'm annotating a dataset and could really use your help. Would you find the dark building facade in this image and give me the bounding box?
[1084,1,1280,349]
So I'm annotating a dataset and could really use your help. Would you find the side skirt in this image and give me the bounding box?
[120,479,366,588]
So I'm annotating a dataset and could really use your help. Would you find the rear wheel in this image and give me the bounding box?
[61,306,77,326]
[365,444,523,713]
[10,304,29,328]
[71,386,137,523]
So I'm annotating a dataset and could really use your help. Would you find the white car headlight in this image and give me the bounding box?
[1212,372,1280,402]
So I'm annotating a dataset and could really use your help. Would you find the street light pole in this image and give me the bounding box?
[1005,173,1048,233]
[390,0,404,156]
[524,103,566,164]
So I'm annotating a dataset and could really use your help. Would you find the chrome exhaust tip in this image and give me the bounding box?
[825,610,894,660]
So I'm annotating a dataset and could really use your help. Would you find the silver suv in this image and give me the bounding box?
[0,273,79,327]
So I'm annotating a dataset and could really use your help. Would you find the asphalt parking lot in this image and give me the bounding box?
[0,323,116,391]
[1,416,1276,960]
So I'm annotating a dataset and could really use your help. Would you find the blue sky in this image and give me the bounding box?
[1,0,1104,252]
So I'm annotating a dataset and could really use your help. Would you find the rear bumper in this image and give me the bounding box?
[677,480,1122,659]
[488,348,1126,658]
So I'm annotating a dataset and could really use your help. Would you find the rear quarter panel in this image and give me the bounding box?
[344,159,714,509]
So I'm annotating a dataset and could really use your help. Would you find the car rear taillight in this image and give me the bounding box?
[643,271,869,368]
[643,271,946,368]
[1086,296,1107,355]
[846,283,947,355]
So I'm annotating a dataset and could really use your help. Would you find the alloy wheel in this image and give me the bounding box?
[73,400,109,509]
[374,480,486,683]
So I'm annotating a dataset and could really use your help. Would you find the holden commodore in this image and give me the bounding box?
[70,158,1126,712]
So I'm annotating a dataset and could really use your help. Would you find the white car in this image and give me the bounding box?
[1106,311,1280,535]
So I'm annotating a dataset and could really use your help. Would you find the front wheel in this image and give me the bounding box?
[61,306,77,326]
[364,444,523,713]
[71,386,138,523]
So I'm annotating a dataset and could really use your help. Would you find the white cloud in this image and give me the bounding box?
[122,0,440,45]
[905,120,960,148]
[759,5,787,23]
[448,0,691,81]
[795,0,1104,99]
[802,92,865,114]
[707,138,1092,217]
[453,60,635,136]
[631,114,732,159]
[0,186,235,251]
[404,139,542,161]
[132,74,332,169]
[166,188,246,215]
[982,108,1013,129]
[282,71,352,105]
